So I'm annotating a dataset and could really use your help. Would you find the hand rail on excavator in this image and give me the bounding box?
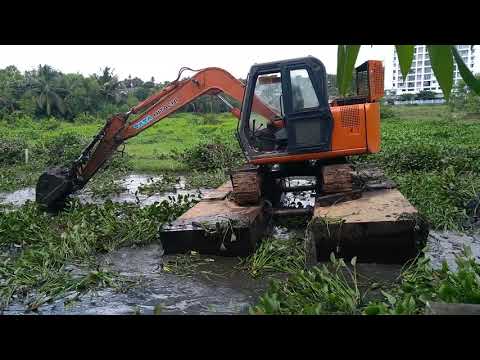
[35,66,283,210]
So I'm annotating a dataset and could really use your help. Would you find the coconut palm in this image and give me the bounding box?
[0,96,16,112]
[27,65,68,116]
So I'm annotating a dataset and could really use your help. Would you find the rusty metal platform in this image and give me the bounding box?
[160,182,269,257]
[305,188,429,265]
[160,165,428,264]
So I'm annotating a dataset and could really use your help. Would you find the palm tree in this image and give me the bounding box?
[97,73,127,104]
[0,95,17,112]
[27,65,67,116]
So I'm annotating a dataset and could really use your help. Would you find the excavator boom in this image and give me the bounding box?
[36,67,281,210]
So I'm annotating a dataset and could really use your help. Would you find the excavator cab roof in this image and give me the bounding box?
[249,56,326,74]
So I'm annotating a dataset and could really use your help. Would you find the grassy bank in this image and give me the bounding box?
[0,112,238,173]
[0,112,240,192]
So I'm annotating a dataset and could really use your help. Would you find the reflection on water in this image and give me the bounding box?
[0,174,216,208]
[426,231,480,271]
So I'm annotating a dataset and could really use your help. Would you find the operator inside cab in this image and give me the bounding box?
[250,81,305,153]
[248,74,312,153]
[291,84,305,112]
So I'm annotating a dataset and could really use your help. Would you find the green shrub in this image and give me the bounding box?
[380,105,395,119]
[374,144,480,173]
[2,113,37,128]
[189,113,222,125]
[37,132,90,166]
[42,117,61,130]
[177,139,243,171]
[97,103,128,119]
[74,112,99,124]
[0,137,28,165]
[184,169,228,189]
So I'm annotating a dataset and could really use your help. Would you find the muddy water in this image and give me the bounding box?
[281,177,316,208]
[425,231,480,271]
[0,175,316,208]
[0,174,274,315]
[0,174,215,208]
[2,244,272,315]
[0,187,36,207]
[1,175,480,314]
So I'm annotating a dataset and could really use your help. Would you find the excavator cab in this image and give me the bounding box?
[237,56,333,160]
[237,56,384,167]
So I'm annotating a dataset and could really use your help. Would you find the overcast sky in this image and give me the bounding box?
[0,45,394,86]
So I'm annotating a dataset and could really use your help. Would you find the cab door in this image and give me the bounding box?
[282,64,333,154]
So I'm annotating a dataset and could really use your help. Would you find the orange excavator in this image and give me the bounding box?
[36,56,384,210]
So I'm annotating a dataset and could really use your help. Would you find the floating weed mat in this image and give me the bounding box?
[14,268,131,312]
[185,169,228,190]
[138,174,180,195]
[0,195,195,311]
[237,236,306,279]
[391,168,480,231]
[250,247,480,315]
[250,254,361,315]
[85,173,128,198]
[0,165,42,192]
[162,251,228,280]
[364,246,480,315]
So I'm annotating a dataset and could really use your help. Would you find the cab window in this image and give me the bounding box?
[290,69,319,112]
[249,72,283,130]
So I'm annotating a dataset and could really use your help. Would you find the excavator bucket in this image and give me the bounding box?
[36,167,74,210]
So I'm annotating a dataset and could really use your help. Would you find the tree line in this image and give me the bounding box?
[0,64,341,122]
[0,64,241,121]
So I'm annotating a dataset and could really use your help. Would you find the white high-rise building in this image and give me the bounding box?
[391,45,477,96]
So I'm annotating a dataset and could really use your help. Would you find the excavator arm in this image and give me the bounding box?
[36,67,282,209]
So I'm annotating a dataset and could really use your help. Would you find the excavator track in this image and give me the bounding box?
[230,165,262,206]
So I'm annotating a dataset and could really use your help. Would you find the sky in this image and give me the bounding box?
[0,45,394,87]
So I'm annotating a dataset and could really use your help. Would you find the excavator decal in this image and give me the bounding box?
[132,97,180,129]
[132,115,153,129]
